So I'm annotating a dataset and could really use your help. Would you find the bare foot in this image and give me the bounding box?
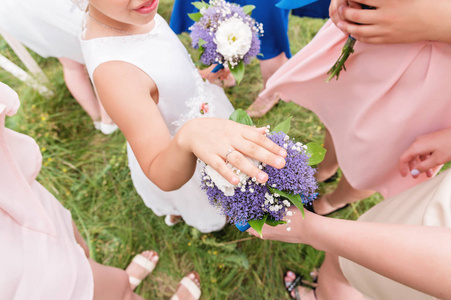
[171,272,201,300]
[311,194,348,216]
[246,93,280,118]
[125,250,159,290]
[284,271,316,300]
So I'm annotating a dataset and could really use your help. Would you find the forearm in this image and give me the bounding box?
[144,134,197,191]
[305,215,451,299]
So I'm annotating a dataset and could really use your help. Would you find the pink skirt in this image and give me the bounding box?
[261,20,451,198]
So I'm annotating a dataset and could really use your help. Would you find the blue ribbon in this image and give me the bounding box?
[211,63,224,73]
[235,220,251,232]
[276,0,318,9]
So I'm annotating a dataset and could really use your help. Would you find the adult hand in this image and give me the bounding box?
[247,208,317,244]
[399,128,451,178]
[178,118,287,185]
[333,0,451,44]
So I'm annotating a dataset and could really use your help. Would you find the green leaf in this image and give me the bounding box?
[198,38,207,47]
[305,142,326,166]
[229,109,253,126]
[191,1,209,10]
[242,5,256,15]
[198,46,205,60]
[248,215,268,237]
[268,187,305,218]
[188,12,203,22]
[272,116,292,134]
[265,218,287,227]
[229,60,245,84]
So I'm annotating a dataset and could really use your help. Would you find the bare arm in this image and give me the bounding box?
[250,210,451,299]
[93,61,286,191]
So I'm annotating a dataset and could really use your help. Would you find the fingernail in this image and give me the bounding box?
[411,169,420,176]
[231,176,239,185]
[275,157,285,167]
[279,149,287,157]
[337,22,343,29]
[257,171,267,182]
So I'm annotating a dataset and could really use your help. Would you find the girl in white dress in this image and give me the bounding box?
[0,0,117,134]
[79,0,287,232]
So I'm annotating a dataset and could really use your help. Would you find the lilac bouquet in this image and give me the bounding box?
[189,0,263,84]
[200,110,326,236]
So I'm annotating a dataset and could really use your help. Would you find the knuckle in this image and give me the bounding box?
[248,143,259,155]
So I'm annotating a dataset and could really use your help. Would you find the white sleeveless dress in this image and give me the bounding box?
[0,0,85,63]
[81,14,234,232]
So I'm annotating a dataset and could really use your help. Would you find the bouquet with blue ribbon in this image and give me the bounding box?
[189,0,263,84]
[200,109,325,236]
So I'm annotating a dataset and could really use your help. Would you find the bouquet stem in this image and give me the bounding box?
[326,36,356,82]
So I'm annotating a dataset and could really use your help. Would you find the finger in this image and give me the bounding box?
[247,228,259,238]
[243,127,287,158]
[399,144,432,176]
[340,5,379,25]
[426,168,434,178]
[206,155,240,185]
[414,157,442,176]
[224,149,270,183]
[409,158,420,178]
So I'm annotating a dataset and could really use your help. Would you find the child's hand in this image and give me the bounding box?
[399,128,451,178]
[177,117,287,185]
[335,0,448,44]
[198,65,232,83]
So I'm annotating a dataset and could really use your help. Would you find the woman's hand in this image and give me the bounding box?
[198,65,231,83]
[332,0,451,44]
[176,117,287,185]
[399,128,451,178]
[247,208,316,244]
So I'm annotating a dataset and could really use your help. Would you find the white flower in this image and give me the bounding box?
[215,17,252,61]
[204,156,260,196]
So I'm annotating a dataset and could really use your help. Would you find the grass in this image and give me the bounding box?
[0,3,384,299]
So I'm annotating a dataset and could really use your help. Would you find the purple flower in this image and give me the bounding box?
[201,131,318,224]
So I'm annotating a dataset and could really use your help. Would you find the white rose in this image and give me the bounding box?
[215,17,252,61]
[204,156,260,196]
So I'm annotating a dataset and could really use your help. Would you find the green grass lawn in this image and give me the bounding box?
[0,3,383,299]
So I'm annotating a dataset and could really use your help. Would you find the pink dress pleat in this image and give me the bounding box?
[0,83,93,299]
[261,20,451,198]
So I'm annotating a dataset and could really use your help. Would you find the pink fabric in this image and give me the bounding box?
[0,82,93,299]
[261,20,451,198]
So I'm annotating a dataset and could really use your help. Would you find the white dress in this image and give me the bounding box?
[81,14,234,232]
[0,0,85,63]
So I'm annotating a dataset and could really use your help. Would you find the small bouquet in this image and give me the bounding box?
[189,0,263,84]
[326,4,375,82]
[200,110,326,236]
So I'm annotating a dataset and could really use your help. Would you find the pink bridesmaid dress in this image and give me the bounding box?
[0,83,93,299]
[261,20,451,198]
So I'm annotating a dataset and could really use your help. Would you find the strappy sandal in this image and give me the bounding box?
[126,251,159,290]
[170,272,201,300]
[284,271,317,300]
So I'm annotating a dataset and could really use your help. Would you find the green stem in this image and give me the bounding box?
[326,36,356,82]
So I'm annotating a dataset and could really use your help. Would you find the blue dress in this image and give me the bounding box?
[170,0,291,60]
[291,0,330,19]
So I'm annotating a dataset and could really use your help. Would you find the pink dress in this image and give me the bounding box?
[0,83,93,299]
[261,20,451,198]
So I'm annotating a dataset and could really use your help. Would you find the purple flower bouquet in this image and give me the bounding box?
[200,110,326,236]
[189,0,263,84]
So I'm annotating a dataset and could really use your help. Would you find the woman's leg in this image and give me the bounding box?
[246,52,288,118]
[316,129,339,182]
[89,258,144,300]
[57,58,101,123]
[314,253,366,300]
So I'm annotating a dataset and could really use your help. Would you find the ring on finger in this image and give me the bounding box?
[225,149,236,164]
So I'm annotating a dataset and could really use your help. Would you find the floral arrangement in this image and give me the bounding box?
[189,0,263,84]
[326,4,375,81]
[200,110,326,236]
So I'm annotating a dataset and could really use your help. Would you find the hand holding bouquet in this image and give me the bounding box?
[200,110,326,236]
[189,0,263,84]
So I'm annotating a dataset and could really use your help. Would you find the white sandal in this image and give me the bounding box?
[165,215,182,226]
[170,273,201,300]
[127,252,158,288]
